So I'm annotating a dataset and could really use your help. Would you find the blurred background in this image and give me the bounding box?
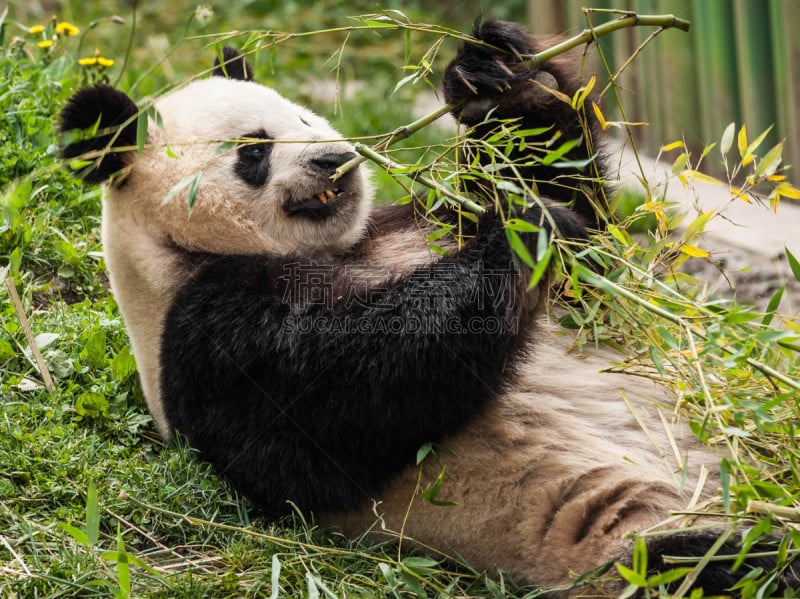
[8,0,799,176]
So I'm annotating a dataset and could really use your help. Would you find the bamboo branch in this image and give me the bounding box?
[332,11,692,206]
[747,500,800,522]
[353,143,486,214]
[577,267,800,392]
[5,278,56,394]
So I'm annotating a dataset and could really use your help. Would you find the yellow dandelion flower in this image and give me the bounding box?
[55,22,80,36]
[28,25,45,34]
[78,57,98,66]
[97,57,115,67]
[37,39,55,49]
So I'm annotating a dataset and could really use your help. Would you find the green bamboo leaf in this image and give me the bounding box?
[615,563,647,587]
[683,210,715,241]
[787,246,800,282]
[647,567,693,586]
[541,137,582,166]
[528,246,553,289]
[136,106,161,155]
[426,224,454,242]
[745,125,773,157]
[755,140,784,177]
[162,172,202,206]
[505,229,535,268]
[761,285,785,327]
[671,152,689,174]
[505,218,539,233]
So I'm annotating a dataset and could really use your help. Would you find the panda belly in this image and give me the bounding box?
[324,334,719,593]
[157,240,531,516]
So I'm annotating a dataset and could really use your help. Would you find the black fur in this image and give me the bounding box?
[59,84,138,184]
[443,20,607,225]
[159,202,579,515]
[644,531,800,594]
[235,129,273,187]
[213,46,252,81]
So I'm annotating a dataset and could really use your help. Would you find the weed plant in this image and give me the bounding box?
[1,3,799,598]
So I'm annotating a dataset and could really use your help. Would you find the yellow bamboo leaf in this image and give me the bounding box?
[737,124,748,158]
[782,318,800,334]
[683,170,724,186]
[767,174,786,182]
[776,182,800,199]
[770,191,781,213]
[742,154,754,167]
[680,244,709,258]
[661,141,685,152]
[591,101,608,131]
[729,187,750,203]
[639,201,670,213]
[572,75,596,109]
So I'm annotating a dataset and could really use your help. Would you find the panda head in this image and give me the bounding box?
[59,48,373,256]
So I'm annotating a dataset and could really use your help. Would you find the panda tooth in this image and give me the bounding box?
[324,189,337,200]
[317,192,328,204]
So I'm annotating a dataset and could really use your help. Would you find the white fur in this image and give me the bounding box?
[103,77,373,435]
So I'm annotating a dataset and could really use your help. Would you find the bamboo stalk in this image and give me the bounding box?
[747,500,800,522]
[4,278,56,394]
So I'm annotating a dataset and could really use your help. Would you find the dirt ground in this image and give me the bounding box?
[614,144,800,318]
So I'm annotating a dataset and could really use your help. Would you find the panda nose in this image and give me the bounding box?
[308,152,357,175]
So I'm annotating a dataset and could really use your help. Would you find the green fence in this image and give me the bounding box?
[527,0,800,175]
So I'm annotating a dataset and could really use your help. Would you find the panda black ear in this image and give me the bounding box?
[59,84,139,185]
[213,46,253,81]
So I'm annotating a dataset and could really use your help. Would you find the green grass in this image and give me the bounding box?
[2,2,800,598]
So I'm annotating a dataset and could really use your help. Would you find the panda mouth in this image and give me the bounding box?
[284,188,347,219]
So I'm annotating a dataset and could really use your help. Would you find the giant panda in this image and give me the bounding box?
[59,20,797,596]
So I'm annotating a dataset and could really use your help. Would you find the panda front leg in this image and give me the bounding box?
[443,20,607,225]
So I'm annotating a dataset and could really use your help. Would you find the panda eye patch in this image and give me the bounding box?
[235,130,272,187]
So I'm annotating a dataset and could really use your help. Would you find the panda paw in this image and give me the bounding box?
[443,20,556,125]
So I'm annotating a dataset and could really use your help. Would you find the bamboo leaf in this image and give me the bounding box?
[647,568,694,586]
[776,183,800,199]
[680,244,709,258]
[661,141,685,152]
[755,140,784,177]
[682,170,724,186]
[737,124,748,159]
[505,218,540,233]
[528,246,553,289]
[616,563,647,587]
[592,101,608,131]
[541,137,582,166]
[505,229,535,268]
[571,75,595,110]
[745,125,773,157]
[671,153,689,174]
[719,123,736,157]
[683,210,715,240]
[786,247,800,282]
[162,172,203,207]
